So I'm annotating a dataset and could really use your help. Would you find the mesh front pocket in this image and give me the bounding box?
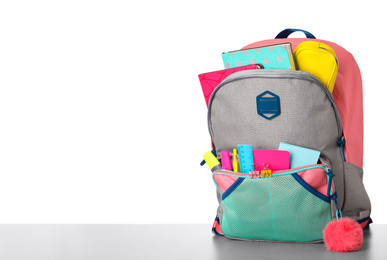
[219,173,332,242]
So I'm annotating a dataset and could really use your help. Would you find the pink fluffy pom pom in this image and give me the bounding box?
[323,217,363,252]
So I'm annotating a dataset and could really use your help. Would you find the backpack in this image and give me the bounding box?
[201,29,371,244]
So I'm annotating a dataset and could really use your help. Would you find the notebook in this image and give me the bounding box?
[198,64,263,107]
[278,142,320,168]
[253,150,290,172]
[222,43,296,70]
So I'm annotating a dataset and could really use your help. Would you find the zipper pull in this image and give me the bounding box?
[320,157,335,196]
[320,160,343,220]
[320,157,331,171]
[337,136,346,162]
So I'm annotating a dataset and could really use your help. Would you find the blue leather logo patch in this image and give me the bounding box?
[256,91,281,120]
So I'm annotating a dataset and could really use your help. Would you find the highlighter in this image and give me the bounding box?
[221,150,232,170]
[232,149,239,172]
[203,151,221,172]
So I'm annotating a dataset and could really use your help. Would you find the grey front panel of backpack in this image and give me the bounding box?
[208,69,345,211]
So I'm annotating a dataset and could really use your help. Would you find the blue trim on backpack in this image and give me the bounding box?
[212,227,222,236]
[357,216,371,225]
[222,177,244,200]
[292,173,330,203]
[212,217,224,236]
[275,29,316,39]
[212,227,224,236]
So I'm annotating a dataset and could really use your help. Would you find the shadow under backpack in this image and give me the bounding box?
[201,29,372,242]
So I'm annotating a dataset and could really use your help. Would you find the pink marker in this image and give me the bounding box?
[221,150,232,170]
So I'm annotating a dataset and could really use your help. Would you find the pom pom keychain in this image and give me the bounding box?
[322,168,363,252]
[323,209,363,252]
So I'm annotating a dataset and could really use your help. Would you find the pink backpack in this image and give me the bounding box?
[206,29,372,243]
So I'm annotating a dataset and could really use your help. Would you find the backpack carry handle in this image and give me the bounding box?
[275,29,316,39]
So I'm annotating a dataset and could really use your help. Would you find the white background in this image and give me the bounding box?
[0,1,386,224]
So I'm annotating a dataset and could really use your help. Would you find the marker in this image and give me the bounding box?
[203,151,221,172]
[221,150,232,170]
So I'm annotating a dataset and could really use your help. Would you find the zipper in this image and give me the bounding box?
[213,163,328,179]
[207,70,343,153]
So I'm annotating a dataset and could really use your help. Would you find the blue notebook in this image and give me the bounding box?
[278,142,320,168]
[222,43,296,70]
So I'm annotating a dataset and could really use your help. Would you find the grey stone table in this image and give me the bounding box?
[0,224,385,260]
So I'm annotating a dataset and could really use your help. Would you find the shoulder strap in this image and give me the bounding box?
[275,28,316,39]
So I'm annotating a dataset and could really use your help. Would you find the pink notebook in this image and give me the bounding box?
[198,64,263,107]
[253,150,290,172]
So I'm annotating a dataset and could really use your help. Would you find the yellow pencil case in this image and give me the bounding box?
[293,41,338,93]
